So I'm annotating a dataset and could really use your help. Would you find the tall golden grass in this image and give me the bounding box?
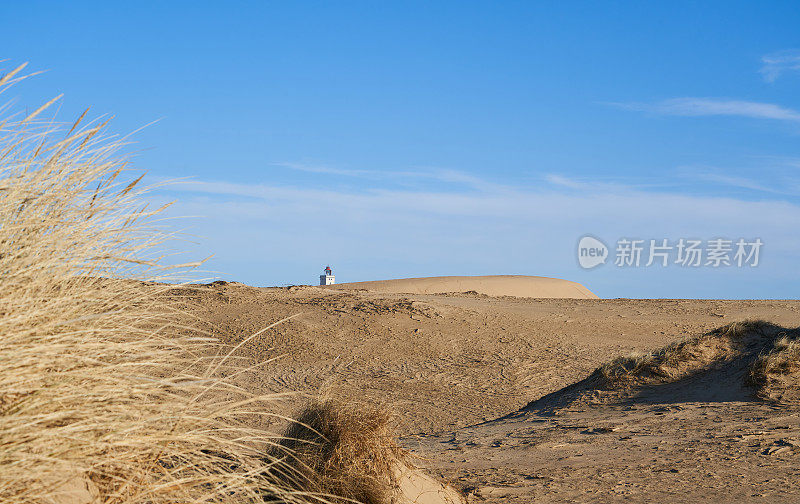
[266,400,405,504]
[0,63,303,504]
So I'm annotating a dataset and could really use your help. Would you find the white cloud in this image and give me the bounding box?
[544,174,592,190]
[610,98,800,122]
[163,171,800,216]
[276,162,376,177]
[544,174,663,192]
[158,175,800,241]
[760,50,800,82]
[686,171,784,194]
[672,163,800,197]
[275,162,506,191]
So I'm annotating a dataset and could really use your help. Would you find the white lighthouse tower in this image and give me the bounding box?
[320,265,335,286]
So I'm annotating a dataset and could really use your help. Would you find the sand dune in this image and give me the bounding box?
[330,275,598,299]
[521,320,797,413]
[180,282,800,502]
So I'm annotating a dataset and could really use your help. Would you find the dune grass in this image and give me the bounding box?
[747,326,800,402]
[594,320,775,388]
[265,400,405,504]
[527,320,800,412]
[589,319,800,404]
[751,336,800,381]
[0,63,306,504]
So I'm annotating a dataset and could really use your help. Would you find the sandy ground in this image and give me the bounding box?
[175,279,800,503]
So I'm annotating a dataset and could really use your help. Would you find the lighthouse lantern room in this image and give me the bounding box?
[320,265,335,286]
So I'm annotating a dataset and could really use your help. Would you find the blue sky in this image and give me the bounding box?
[2,1,800,298]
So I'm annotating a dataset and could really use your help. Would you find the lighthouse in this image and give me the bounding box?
[320,265,335,286]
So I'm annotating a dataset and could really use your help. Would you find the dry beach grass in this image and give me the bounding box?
[266,400,405,504]
[0,65,303,504]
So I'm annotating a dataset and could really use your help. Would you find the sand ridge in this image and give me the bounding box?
[328,275,599,299]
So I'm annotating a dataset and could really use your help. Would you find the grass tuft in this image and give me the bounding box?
[267,400,406,504]
[747,328,800,402]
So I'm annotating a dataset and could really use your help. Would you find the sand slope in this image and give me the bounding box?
[330,275,598,299]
